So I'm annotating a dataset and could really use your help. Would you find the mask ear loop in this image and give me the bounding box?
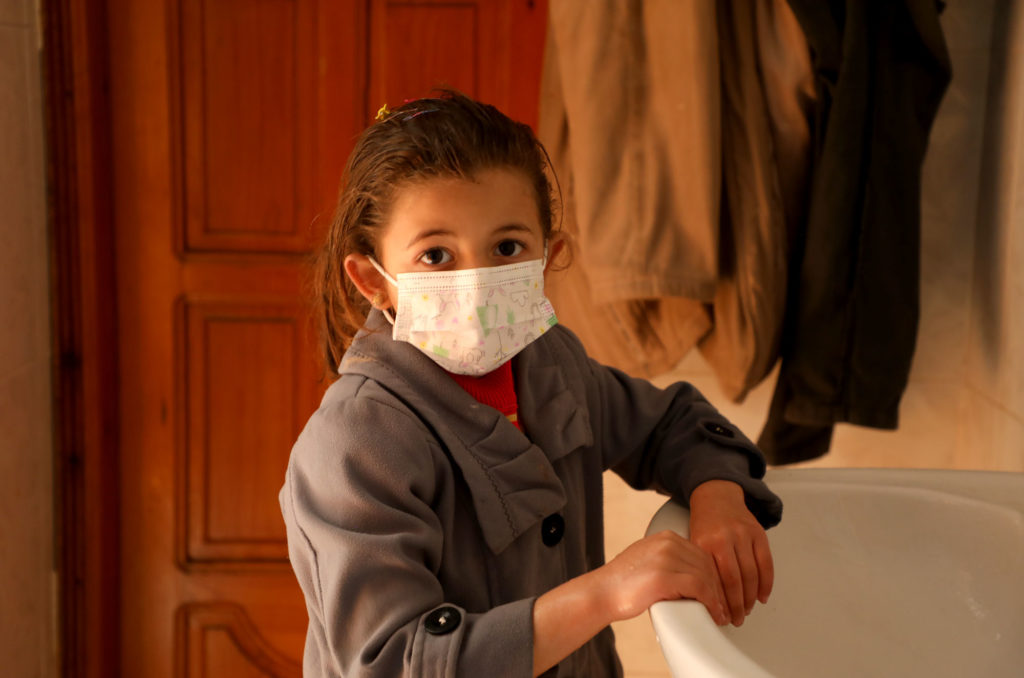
[366,256,398,325]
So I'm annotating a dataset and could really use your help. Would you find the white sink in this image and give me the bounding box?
[647,468,1024,678]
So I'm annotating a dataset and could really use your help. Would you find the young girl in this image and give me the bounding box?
[280,91,782,677]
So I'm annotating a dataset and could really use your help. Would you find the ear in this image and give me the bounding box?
[344,253,391,309]
[544,232,570,272]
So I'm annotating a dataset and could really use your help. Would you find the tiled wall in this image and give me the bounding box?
[960,0,1024,471]
[0,0,57,677]
[608,2,1024,676]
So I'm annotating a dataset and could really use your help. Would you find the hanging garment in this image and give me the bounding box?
[698,0,814,402]
[758,0,952,464]
[540,0,804,389]
[542,0,721,302]
[539,0,720,377]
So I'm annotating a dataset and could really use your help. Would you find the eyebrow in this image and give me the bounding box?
[405,223,535,249]
[493,223,534,237]
[406,228,454,248]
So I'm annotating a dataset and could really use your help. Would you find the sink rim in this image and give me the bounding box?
[645,467,1024,678]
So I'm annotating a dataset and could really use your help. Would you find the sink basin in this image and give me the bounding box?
[646,468,1024,678]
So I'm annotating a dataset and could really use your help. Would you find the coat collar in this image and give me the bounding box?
[339,311,592,554]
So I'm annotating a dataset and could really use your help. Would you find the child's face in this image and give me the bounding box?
[345,167,556,313]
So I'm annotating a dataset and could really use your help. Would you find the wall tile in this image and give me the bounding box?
[965,13,1024,423]
[1008,40,1024,423]
[0,361,55,678]
[0,25,48,378]
[1010,0,1024,49]
[0,0,28,26]
[915,47,993,382]
[939,0,997,53]
[0,16,56,678]
[666,343,716,379]
[956,387,1024,471]
[652,353,777,444]
[793,379,961,469]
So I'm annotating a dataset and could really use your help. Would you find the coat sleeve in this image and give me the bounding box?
[280,386,535,677]
[556,329,783,528]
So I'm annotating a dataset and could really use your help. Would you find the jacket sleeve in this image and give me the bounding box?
[559,330,782,528]
[280,387,535,677]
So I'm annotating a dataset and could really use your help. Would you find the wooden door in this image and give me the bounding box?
[103,1,547,675]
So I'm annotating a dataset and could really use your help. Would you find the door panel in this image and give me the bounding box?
[173,0,323,253]
[368,0,548,126]
[177,603,302,678]
[371,0,502,106]
[180,298,318,565]
[107,1,546,675]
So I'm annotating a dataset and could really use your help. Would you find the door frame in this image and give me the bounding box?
[43,1,121,677]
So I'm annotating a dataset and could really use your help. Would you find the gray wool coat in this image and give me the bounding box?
[280,311,782,677]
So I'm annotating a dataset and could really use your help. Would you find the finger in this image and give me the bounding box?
[711,564,729,625]
[658,531,723,574]
[735,540,760,616]
[657,534,730,624]
[753,532,775,604]
[711,547,746,626]
[690,547,729,624]
[671,571,729,625]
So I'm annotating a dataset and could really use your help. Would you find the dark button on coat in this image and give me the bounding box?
[541,513,566,547]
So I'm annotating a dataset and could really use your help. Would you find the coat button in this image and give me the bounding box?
[541,513,565,547]
[424,606,461,635]
[703,421,735,438]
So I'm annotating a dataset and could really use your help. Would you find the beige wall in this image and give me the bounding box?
[609,2,1024,676]
[0,0,57,677]
[961,0,1024,471]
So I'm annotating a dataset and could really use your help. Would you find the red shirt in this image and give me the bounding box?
[447,360,520,430]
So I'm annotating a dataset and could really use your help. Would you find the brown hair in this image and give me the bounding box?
[315,90,561,374]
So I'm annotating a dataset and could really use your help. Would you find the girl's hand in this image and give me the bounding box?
[598,530,731,625]
[688,480,774,626]
[532,530,730,675]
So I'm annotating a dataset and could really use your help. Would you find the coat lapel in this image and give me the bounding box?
[340,312,592,554]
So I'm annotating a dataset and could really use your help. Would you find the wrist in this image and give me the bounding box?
[690,479,744,509]
[533,570,614,675]
[570,568,618,624]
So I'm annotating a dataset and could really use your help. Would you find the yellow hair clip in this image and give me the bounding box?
[375,103,391,122]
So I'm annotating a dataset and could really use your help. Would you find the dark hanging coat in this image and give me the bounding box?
[759,0,952,463]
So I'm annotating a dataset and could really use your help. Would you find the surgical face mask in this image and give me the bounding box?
[368,254,558,376]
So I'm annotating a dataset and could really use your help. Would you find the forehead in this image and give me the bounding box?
[385,167,544,240]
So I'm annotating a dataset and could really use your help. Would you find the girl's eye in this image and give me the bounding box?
[418,248,452,266]
[494,240,524,257]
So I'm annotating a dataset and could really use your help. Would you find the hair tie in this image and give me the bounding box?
[375,103,391,122]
